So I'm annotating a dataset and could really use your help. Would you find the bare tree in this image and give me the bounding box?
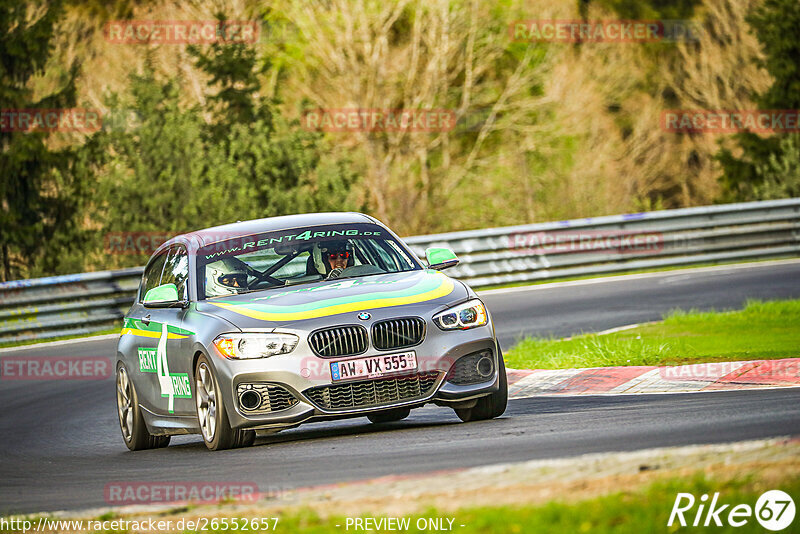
[279,0,558,233]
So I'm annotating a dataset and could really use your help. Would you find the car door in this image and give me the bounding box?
[154,244,195,416]
[126,245,194,416]
[124,249,169,415]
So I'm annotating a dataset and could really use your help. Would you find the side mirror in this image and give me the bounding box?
[425,247,459,270]
[143,283,187,308]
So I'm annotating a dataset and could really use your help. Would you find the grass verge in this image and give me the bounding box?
[0,328,119,350]
[275,473,799,534]
[505,299,800,369]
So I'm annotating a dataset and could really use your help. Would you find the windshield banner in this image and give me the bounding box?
[197,224,388,263]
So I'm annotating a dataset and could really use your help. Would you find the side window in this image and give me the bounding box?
[161,246,189,300]
[140,250,169,302]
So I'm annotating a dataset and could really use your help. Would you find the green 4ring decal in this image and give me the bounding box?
[136,323,192,413]
[156,323,175,413]
[163,374,192,401]
[137,347,158,373]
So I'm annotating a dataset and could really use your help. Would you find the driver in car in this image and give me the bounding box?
[318,241,353,279]
[205,259,248,296]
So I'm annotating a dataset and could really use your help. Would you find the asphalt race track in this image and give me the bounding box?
[1,261,799,514]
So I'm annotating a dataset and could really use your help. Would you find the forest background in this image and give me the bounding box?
[1,0,798,281]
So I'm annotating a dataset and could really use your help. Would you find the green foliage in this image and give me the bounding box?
[0,0,87,281]
[87,40,360,268]
[92,70,208,236]
[718,0,800,201]
[187,15,271,141]
[748,0,800,110]
[717,133,782,201]
[752,134,800,198]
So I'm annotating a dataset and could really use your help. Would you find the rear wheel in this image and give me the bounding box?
[367,407,411,424]
[454,351,508,423]
[116,363,170,451]
[195,356,254,450]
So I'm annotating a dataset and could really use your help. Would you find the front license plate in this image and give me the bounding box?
[330,352,418,381]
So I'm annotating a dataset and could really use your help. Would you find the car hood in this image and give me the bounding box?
[194,269,468,330]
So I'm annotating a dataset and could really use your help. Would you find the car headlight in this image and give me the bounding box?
[213,333,299,359]
[433,299,488,330]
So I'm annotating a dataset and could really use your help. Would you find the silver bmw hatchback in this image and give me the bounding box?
[115,212,507,451]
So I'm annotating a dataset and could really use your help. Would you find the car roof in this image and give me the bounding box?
[159,212,378,253]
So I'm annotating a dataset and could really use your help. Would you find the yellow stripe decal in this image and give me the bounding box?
[209,277,456,321]
[120,328,188,340]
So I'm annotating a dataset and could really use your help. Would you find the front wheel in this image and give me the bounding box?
[454,351,508,423]
[195,355,254,450]
[116,363,170,451]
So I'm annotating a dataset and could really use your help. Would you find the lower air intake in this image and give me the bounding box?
[236,383,298,415]
[304,371,440,411]
[447,350,495,385]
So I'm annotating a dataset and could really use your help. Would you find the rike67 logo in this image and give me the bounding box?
[669,490,795,531]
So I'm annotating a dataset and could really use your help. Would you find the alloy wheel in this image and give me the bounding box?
[116,367,134,442]
[196,362,217,442]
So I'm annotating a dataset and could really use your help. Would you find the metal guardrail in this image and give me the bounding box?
[404,197,800,287]
[1,198,798,343]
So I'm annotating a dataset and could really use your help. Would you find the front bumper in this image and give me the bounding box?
[209,324,500,430]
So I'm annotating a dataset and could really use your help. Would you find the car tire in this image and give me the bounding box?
[195,355,255,451]
[116,363,170,451]
[454,351,508,423]
[367,407,411,424]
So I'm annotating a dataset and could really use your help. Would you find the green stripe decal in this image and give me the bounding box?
[121,318,194,338]
[208,272,455,321]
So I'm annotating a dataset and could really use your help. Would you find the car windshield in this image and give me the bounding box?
[196,223,421,299]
